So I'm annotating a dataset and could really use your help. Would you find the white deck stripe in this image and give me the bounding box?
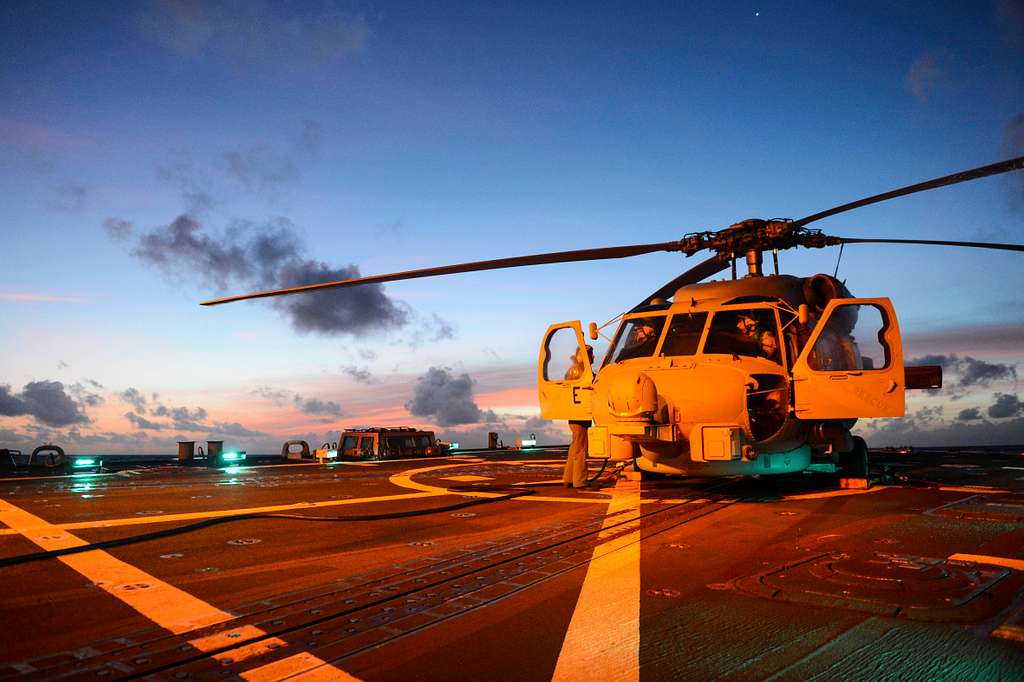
[0,497,356,677]
[552,478,642,682]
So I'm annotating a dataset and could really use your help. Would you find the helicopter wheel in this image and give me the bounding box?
[838,436,870,479]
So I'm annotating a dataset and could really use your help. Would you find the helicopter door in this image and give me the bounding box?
[791,298,905,419]
[538,321,594,420]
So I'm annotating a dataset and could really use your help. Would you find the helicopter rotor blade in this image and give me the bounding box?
[629,254,727,312]
[201,240,684,306]
[834,237,1024,252]
[794,156,1024,227]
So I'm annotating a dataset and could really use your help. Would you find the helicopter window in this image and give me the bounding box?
[703,309,782,363]
[341,436,358,450]
[660,313,708,357]
[607,316,667,363]
[544,327,589,381]
[808,304,890,371]
[359,436,375,453]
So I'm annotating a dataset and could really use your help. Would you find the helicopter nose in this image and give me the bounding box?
[607,371,658,419]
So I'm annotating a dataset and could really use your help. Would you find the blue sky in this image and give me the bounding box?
[1,0,1022,451]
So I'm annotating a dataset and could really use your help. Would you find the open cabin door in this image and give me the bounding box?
[538,321,594,420]
[792,298,905,419]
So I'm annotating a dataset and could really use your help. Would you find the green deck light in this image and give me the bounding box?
[220,451,246,462]
[72,457,101,468]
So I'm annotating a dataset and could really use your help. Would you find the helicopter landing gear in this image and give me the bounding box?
[838,436,870,489]
[629,459,662,481]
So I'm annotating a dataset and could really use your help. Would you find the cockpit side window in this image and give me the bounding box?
[605,316,667,365]
[660,312,708,357]
[808,303,891,371]
[703,308,782,363]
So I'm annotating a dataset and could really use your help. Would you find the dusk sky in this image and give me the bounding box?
[2,1,1023,452]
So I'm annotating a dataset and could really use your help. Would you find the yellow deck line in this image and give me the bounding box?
[0,491,444,535]
[0,497,357,676]
[241,652,360,680]
[938,486,1010,493]
[552,478,641,682]
[948,553,1024,571]
[781,485,889,500]
[0,497,237,633]
[992,624,1024,643]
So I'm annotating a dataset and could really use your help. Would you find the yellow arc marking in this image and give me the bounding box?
[389,460,612,504]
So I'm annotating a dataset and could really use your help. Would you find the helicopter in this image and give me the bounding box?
[202,157,1024,481]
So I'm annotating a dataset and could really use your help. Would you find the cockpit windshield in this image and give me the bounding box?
[703,308,782,363]
[605,316,667,365]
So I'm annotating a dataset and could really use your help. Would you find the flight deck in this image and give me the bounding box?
[1,448,1023,680]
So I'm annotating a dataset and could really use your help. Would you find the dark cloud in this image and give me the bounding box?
[151,404,209,430]
[988,393,1024,419]
[406,367,499,427]
[47,183,88,212]
[857,416,1024,447]
[0,385,24,417]
[125,213,410,337]
[103,217,134,242]
[131,214,252,290]
[955,407,983,421]
[84,378,104,389]
[907,354,1016,387]
[251,386,290,405]
[272,259,411,336]
[137,1,369,74]
[119,387,148,413]
[125,412,165,431]
[357,349,377,361]
[57,360,69,370]
[960,357,1017,386]
[914,405,943,423]
[0,381,90,427]
[293,396,343,417]
[342,366,376,384]
[69,383,104,408]
[209,421,267,438]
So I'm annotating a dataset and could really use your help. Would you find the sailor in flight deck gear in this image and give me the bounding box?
[563,344,594,488]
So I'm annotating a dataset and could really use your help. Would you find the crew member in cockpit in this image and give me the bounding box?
[735,313,781,363]
[618,320,659,360]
